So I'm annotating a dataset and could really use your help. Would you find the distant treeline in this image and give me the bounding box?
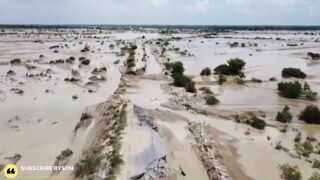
[0,24,320,31]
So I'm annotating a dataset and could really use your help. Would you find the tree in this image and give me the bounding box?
[227,58,246,75]
[200,67,211,76]
[205,95,219,105]
[250,117,266,130]
[278,81,302,99]
[282,68,307,79]
[276,105,293,123]
[300,105,320,124]
[279,164,302,180]
[171,61,184,75]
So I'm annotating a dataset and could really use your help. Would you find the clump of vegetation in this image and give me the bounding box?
[295,141,314,157]
[228,58,246,75]
[251,78,262,83]
[108,104,127,177]
[56,149,73,160]
[309,172,320,180]
[170,61,185,75]
[278,81,318,100]
[169,61,196,93]
[276,105,293,123]
[80,44,90,52]
[80,113,92,121]
[185,81,197,93]
[280,125,289,133]
[294,132,302,142]
[199,87,213,94]
[300,105,320,124]
[279,164,302,180]
[172,73,192,88]
[282,68,307,79]
[200,67,212,76]
[79,57,90,65]
[117,104,127,131]
[303,82,318,101]
[205,95,219,105]
[214,64,231,75]
[278,81,302,99]
[218,74,227,84]
[213,58,246,76]
[246,116,266,130]
[312,159,320,169]
[74,153,103,178]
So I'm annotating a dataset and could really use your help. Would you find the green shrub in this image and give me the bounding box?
[295,141,314,157]
[218,74,227,84]
[276,105,293,123]
[214,64,231,75]
[282,68,307,79]
[199,87,213,94]
[205,95,219,105]
[227,58,246,75]
[74,154,102,178]
[171,61,184,75]
[278,81,302,99]
[304,82,318,101]
[300,105,320,124]
[250,117,266,130]
[185,81,196,93]
[279,164,302,180]
[200,67,211,76]
[312,159,320,169]
[172,73,192,87]
[171,73,196,93]
[309,172,320,180]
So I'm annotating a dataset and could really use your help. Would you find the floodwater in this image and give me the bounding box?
[0,36,121,178]
[166,31,320,180]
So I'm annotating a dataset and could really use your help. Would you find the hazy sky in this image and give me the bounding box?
[0,0,319,25]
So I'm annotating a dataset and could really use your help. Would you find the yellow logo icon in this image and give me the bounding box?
[3,164,18,179]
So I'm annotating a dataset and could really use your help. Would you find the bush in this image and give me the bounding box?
[276,106,293,123]
[250,117,266,130]
[279,164,302,180]
[278,81,302,99]
[227,58,246,75]
[199,87,213,94]
[295,141,314,157]
[304,82,318,101]
[214,64,231,75]
[312,159,320,169]
[218,74,227,84]
[282,68,307,79]
[205,95,219,105]
[74,154,102,178]
[309,172,320,180]
[171,61,184,75]
[172,73,192,87]
[56,149,73,160]
[200,67,211,76]
[172,73,196,93]
[300,105,320,124]
[185,81,196,93]
[251,78,262,83]
[81,59,90,65]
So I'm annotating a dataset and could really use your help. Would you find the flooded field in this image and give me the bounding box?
[0,28,320,180]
